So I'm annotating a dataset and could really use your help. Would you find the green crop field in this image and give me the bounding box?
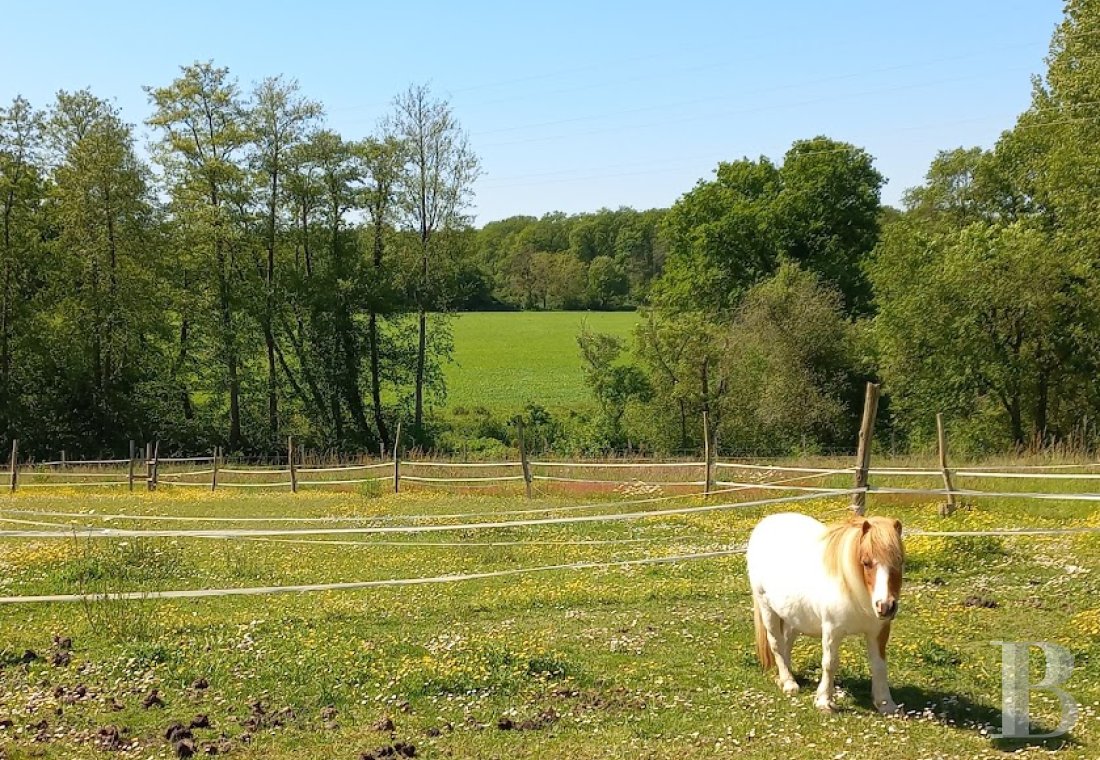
[0,474,1097,759]
[444,311,641,414]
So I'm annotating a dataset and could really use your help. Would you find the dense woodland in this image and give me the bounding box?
[473,207,667,310]
[1,0,1098,458]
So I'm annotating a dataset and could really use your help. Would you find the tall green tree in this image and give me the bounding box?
[721,262,863,452]
[0,96,44,443]
[147,62,253,450]
[655,139,882,315]
[773,137,883,313]
[278,134,331,437]
[388,84,479,438]
[872,218,1096,448]
[586,255,629,309]
[44,90,162,449]
[656,157,781,313]
[357,135,405,451]
[871,1,1100,452]
[284,129,373,448]
[1028,0,1100,257]
[633,311,733,455]
[249,76,322,448]
[578,326,652,446]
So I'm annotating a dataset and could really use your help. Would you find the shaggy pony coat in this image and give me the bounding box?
[747,512,904,714]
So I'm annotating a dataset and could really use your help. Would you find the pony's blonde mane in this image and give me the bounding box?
[822,516,904,596]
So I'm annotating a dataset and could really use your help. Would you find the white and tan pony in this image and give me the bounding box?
[747,512,905,714]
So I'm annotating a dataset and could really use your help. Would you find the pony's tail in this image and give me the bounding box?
[753,595,775,671]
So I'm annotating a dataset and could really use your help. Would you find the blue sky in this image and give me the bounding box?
[0,1,1062,222]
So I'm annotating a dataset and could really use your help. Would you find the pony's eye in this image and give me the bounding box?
[862,559,873,568]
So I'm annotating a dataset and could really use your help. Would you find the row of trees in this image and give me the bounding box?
[575,0,1100,456]
[1,65,478,456]
[4,0,1096,458]
[577,138,877,455]
[474,207,666,310]
[873,0,1100,451]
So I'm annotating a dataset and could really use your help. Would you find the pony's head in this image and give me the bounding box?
[824,516,905,620]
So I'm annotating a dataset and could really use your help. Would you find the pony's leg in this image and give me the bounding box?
[866,627,899,715]
[777,627,799,694]
[759,602,799,695]
[815,626,841,712]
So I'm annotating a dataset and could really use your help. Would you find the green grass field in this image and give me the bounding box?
[0,474,1097,758]
[444,311,640,413]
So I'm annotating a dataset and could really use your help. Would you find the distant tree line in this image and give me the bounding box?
[471,207,667,310]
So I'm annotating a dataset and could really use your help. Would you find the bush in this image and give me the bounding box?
[434,431,511,460]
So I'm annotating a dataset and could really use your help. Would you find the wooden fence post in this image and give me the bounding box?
[60,449,66,471]
[9,439,17,494]
[288,436,297,493]
[937,413,957,517]
[145,443,152,491]
[702,411,715,498]
[150,441,159,491]
[393,421,402,493]
[850,382,880,515]
[517,418,533,499]
[128,440,136,492]
[211,446,220,492]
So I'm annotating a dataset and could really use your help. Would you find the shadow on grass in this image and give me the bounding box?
[844,676,1079,753]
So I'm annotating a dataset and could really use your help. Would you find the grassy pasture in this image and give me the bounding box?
[444,311,640,414]
[0,474,1097,758]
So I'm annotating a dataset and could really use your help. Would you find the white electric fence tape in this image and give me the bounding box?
[0,549,746,604]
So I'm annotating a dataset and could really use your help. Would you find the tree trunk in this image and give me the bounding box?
[369,218,390,450]
[264,168,280,446]
[369,310,389,450]
[1008,394,1024,447]
[90,248,103,399]
[1,198,13,425]
[228,349,242,449]
[414,232,429,436]
[175,318,194,420]
[216,238,241,450]
[301,200,313,277]
[339,319,372,446]
[274,341,316,420]
[415,307,427,435]
[1034,367,1050,445]
[104,183,118,388]
[265,326,278,447]
[278,314,329,426]
[679,399,688,450]
[330,390,343,445]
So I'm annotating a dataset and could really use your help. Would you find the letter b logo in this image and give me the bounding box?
[991,641,1078,739]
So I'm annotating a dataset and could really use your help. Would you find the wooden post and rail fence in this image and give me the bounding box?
[0,391,974,517]
[702,410,716,499]
[9,440,17,494]
[392,421,402,493]
[127,440,136,492]
[936,413,957,517]
[850,382,880,516]
[288,436,298,494]
[516,419,533,499]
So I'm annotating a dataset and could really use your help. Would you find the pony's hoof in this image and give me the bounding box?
[780,679,799,696]
[815,698,836,713]
[876,700,900,716]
